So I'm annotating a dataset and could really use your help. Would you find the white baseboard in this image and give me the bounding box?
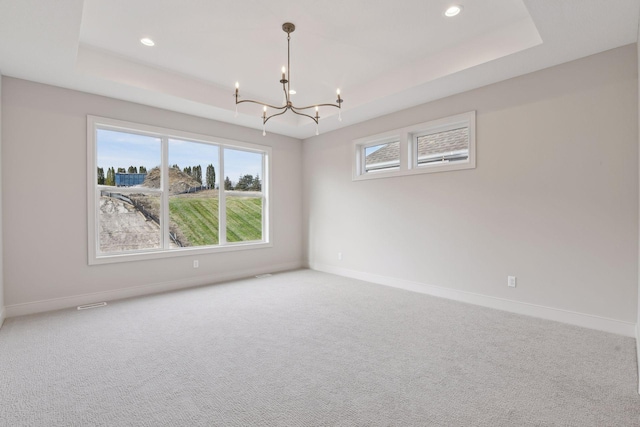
[5,261,302,318]
[311,263,636,337]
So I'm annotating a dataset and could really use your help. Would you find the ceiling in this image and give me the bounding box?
[0,0,638,139]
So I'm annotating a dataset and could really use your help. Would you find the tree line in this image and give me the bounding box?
[98,164,216,189]
[224,174,261,191]
[172,164,216,189]
[97,166,149,185]
[97,164,260,192]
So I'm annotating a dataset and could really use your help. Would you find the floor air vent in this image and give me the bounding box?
[77,302,107,310]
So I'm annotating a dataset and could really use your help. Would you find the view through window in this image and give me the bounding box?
[89,117,269,263]
[416,127,469,166]
[364,141,400,173]
[352,111,475,180]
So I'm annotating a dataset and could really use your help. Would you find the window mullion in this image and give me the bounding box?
[400,131,409,172]
[219,148,227,245]
[262,152,267,242]
[161,136,170,249]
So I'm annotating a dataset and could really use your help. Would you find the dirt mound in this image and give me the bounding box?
[142,167,202,195]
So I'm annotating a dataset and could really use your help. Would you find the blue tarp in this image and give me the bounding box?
[115,173,146,187]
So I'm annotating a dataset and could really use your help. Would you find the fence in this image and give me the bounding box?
[181,185,208,194]
[100,191,183,247]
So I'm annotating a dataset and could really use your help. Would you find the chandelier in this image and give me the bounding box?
[234,22,343,136]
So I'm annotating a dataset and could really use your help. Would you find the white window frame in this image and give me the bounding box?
[352,111,475,181]
[359,136,401,174]
[87,116,272,265]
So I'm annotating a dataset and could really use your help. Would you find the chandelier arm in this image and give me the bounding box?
[282,83,290,105]
[290,107,319,124]
[263,108,290,124]
[292,102,342,111]
[236,99,287,110]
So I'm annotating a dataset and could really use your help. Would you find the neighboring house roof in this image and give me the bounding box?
[366,141,400,166]
[417,127,468,158]
[365,127,468,167]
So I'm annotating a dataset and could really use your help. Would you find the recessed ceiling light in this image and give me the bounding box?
[289,89,296,95]
[140,38,155,47]
[444,5,462,17]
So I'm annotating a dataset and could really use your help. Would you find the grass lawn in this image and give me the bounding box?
[169,196,262,245]
[225,197,263,242]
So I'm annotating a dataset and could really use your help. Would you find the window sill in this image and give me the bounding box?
[89,241,274,265]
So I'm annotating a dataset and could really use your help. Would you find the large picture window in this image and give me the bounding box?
[87,116,270,264]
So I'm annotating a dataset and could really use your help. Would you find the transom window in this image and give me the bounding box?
[415,127,469,166]
[353,111,475,180]
[87,116,271,264]
[363,140,400,173]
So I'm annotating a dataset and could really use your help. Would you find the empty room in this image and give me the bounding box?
[1,0,640,425]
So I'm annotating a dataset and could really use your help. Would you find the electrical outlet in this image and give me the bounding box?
[508,276,516,288]
[193,260,199,268]
[338,252,343,261]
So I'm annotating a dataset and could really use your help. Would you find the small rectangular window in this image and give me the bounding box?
[352,111,475,181]
[416,126,469,166]
[364,140,400,173]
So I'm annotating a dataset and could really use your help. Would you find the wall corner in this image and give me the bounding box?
[636,23,640,394]
[0,70,4,324]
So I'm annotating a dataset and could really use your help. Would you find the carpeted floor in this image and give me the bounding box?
[1,269,639,426]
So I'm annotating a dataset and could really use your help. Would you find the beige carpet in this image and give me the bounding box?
[1,269,639,426]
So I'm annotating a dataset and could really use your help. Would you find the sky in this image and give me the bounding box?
[97,129,263,185]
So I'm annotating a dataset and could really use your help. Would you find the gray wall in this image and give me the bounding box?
[1,77,303,310]
[303,45,639,323]
[0,72,4,324]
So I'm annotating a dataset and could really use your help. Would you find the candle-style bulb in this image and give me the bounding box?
[262,115,266,136]
[336,88,341,95]
[315,106,319,112]
[235,82,239,89]
[263,106,267,112]
[282,66,286,74]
